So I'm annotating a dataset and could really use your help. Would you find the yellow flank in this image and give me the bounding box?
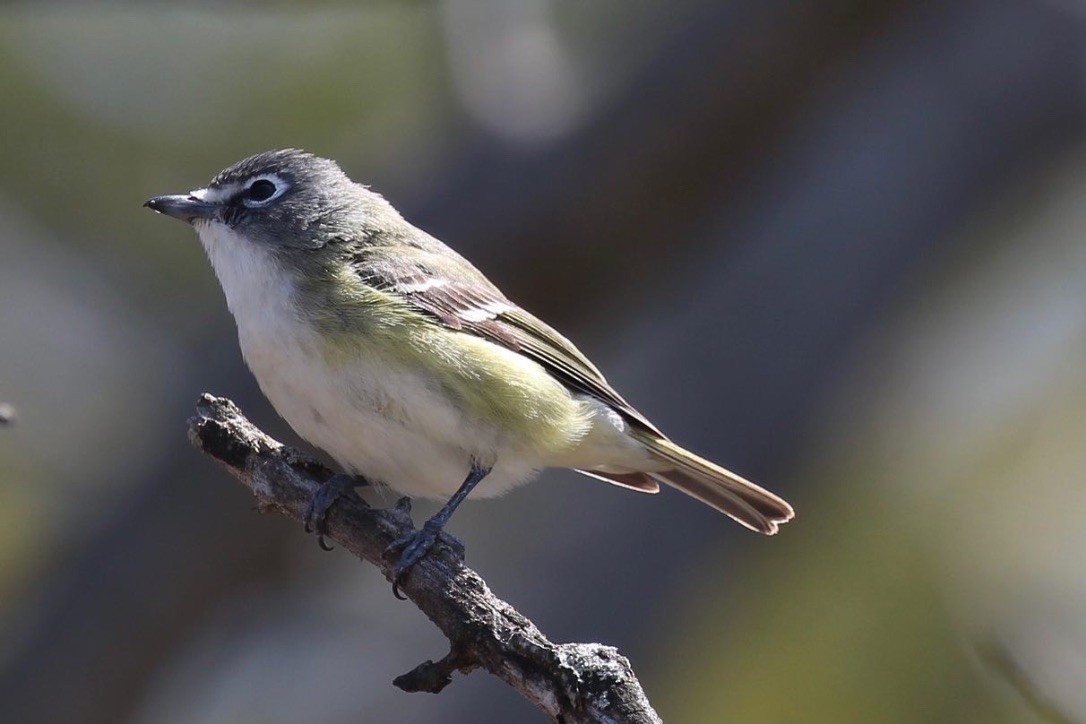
[415,326,591,449]
[300,270,591,458]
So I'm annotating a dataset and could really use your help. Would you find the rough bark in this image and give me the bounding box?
[187,394,661,724]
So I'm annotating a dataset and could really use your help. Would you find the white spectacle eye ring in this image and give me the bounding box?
[240,173,287,207]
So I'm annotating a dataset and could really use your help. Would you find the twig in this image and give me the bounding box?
[187,394,661,724]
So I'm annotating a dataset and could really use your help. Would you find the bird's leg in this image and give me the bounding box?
[304,472,368,551]
[386,463,491,599]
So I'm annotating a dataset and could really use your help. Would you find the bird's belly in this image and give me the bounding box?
[200,220,563,498]
[238,328,546,500]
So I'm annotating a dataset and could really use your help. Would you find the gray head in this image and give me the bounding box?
[145,149,396,250]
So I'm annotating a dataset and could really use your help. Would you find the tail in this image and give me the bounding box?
[638,435,794,535]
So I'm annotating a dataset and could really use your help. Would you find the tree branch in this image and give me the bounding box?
[187,394,661,724]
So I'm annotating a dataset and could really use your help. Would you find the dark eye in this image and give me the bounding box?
[246,179,277,202]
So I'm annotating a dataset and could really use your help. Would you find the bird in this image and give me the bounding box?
[145,149,794,593]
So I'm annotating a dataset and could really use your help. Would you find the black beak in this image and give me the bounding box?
[143,194,218,224]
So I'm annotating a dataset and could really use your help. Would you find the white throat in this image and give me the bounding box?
[194,220,296,331]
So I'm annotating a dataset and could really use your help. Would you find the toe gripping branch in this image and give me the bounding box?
[188,395,662,722]
[303,464,489,599]
[304,472,367,550]
[382,464,491,599]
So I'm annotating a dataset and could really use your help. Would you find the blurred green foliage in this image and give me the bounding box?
[2,2,1086,723]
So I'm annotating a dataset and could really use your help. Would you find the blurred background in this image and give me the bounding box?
[2,0,1086,721]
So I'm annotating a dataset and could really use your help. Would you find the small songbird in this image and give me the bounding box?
[145,149,794,591]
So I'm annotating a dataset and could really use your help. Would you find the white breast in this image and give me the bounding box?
[193,221,547,499]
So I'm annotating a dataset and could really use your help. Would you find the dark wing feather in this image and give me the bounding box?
[353,245,662,435]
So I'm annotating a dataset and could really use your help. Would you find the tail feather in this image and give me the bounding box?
[638,436,794,535]
[575,469,660,494]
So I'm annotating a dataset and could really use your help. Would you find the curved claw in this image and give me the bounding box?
[304,473,365,549]
[382,464,487,600]
[385,524,441,597]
